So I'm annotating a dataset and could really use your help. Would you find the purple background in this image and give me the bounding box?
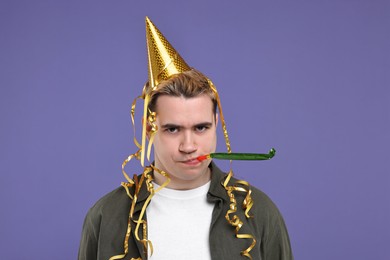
[1,0,389,259]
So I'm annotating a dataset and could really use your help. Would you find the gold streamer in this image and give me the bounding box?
[208,79,231,154]
[150,165,171,193]
[115,164,171,259]
[110,155,139,260]
[131,165,171,257]
[132,168,153,257]
[140,94,150,167]
[223,171,256,259]
[131,96,142,150]
[235,180,254,218]
[210,79,257,257]
[108,254,127,260]
[208,79,257,258]
[146,110,158,162]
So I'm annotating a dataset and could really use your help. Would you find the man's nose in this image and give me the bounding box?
[179,132,197,154]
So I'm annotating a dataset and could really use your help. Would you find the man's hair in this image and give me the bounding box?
[146,69,218,115]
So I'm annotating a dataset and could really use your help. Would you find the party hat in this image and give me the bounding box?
[145,16,191,90]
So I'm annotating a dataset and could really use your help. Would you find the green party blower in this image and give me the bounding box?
[196,148,276,162]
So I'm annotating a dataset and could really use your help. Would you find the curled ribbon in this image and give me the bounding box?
[210,80,256,259]
[223,171,256,259]
[146,110,157,162]
[112,148,171,259]
[208,79,231,154]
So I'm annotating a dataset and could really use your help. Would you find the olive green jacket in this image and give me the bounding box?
[78,163,293,260]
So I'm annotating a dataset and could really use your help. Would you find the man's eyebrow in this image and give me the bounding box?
[160,122,213,129]
[194,122,213,128]
[161,123,181,129]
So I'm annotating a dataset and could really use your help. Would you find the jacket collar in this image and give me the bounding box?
[132,162,229,213]
[207,162,230,202]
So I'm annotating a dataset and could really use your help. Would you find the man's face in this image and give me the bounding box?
[152,94,217,190]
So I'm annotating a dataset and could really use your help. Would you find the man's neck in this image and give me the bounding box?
[152,167,211,190]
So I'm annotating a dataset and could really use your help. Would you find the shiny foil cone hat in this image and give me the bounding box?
[145,16,191,89]
[137,16,232,166]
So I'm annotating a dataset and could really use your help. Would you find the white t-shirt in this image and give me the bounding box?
[146,181,214,260]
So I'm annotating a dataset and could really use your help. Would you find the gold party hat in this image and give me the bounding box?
[145,16,191,90]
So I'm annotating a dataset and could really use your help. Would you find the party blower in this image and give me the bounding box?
[196,148,276,162]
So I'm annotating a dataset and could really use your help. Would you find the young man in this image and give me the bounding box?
[78,17,293,260]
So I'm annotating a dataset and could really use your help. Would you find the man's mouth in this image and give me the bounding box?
[181,158,200,165]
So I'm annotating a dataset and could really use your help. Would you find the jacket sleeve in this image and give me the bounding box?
[261,211,294,260]
[78,207,100,260]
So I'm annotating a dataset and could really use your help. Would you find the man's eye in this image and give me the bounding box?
[196,126,208,132]
[166,127,178,133]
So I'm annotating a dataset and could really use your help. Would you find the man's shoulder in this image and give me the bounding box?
[210,163,279,209]
[250,185,281,214]
[86,186,131,218]
[224,172,283,218]
[211,165,282,217]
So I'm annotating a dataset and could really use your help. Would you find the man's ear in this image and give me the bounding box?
[142,118,152,139]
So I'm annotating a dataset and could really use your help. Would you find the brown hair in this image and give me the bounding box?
[145,69,217,115]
